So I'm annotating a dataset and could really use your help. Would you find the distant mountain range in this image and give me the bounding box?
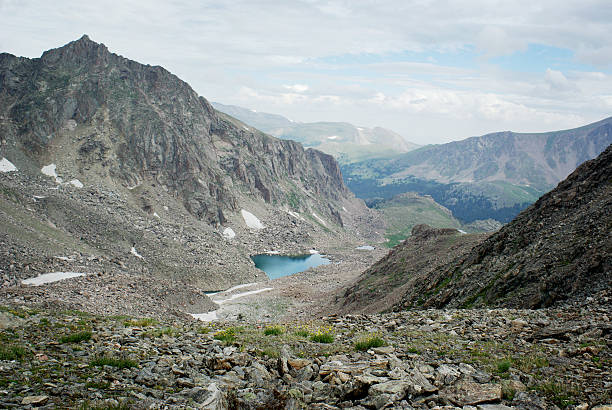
[344,117,612,224]
[212,102,419,164]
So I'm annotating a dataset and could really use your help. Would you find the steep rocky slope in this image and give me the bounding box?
[0,36,381,312]
[403,143,612,309]
[340,143,611,314]
[339,225,488,314]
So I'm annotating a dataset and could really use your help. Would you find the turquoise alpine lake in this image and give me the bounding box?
[251,254,331,280]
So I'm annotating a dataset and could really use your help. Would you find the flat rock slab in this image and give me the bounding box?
[442,381,502,406]
[21,395,49,406]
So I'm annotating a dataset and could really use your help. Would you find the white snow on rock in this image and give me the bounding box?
[191,311,218,321]
[22,272,86,286]
[327,135,339,140]
[241,209,264,230]
[153,212,160,219]
[216,288,273,304]
[312,212,327,227]
[342,207,348,213]
[41,164,62,183]
[191,284,272,322]
[356,245,375,250]
[69,179,83,188]
[458,229,467,234]
[309,249,319,254]
[265,250,280,255]
[130,247,143,259]
[222,227,236,239]
[0,158,17,172]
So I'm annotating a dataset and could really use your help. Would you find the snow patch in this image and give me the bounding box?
[265,250,280,255]
[356,245,375,251]
[241,209,264,229]
[41,164,62,183]
[0,158,17,172]
[222,227,236,239]
[242,126,249,131]
[312,212,327,227]
[342,207,348,213]
[458,229,467,234]
[69,179,83,188]
[130,247,143,259]
[327,135,339,140]
[216,288,273,304]
[54,256,75,262]
[309,249,319,254]
[22,272,86,286]
[222,282,259,294]
[153,212,160,219]
[191,311,218,322]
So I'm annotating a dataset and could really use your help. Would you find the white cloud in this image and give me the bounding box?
[283,84,309,93]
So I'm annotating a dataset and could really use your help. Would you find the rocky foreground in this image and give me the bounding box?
[1,291,610,409]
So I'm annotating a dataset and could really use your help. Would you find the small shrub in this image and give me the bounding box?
[295,329,309,338]
[311,332,334,343]
[264,325,283,336]
[60,330,92,344]
[90,356,137,369]
[406,346,420,354]
[355,335,385,351]
[0,345,26,360]
[214,327,237,343]
[496,359,511,374]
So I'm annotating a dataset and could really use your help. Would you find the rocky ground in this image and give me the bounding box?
[0,291,610,409]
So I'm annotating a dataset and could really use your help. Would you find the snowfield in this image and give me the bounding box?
[0,158,17,172]
[22,272,86,286]
[241,209,264,229]
[41,164,62,183]
[223,227,236,239]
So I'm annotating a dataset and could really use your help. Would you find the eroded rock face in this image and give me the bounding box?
[0,35,352,226]
[399,144,612,310]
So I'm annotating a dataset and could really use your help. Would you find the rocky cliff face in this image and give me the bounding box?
[0,35,380,299]
[0,35,352,226]
[396,143,612,309]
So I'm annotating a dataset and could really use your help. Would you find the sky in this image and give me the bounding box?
[1,0,612,144]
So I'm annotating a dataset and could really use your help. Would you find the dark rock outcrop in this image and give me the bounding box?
[0,35,352,226]
[398,144,612,309]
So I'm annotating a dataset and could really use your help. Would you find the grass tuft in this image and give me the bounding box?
[60,330,92,344]
[90,355,138,369]
[264,325,284,336]
[0,345,26,360]
[355,334,385,351]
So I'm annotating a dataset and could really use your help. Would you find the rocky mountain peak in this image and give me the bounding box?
[40,34,110,67]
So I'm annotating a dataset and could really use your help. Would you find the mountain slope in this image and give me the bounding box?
[344,119,612,224]
[342,144,611,314]
[0,35,381,307]
[405,143,612,309]
[212,102,419,164]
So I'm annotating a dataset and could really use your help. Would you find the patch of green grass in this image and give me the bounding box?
[310,333,334,344]
[197,326,211,334]
[295,330,310,338]
[0,345,27,360]
[354,334,385,351]
[60,330,92,344]
[264,325,284,336]
[85,380,111,389]
[90,356,138,369]
[214,327,238,343]
[124,318,158,327]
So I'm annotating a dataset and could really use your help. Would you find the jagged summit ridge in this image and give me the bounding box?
[0,36,357,227]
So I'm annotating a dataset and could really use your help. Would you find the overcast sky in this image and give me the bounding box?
[2,0,611,144]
